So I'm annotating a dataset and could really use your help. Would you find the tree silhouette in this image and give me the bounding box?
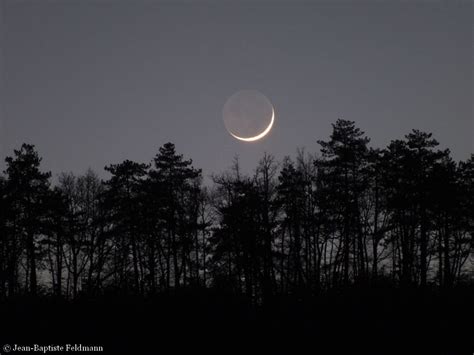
[0,124,472,301]
[316,119,371,286]
[277,157,306,293]
[381,131,448,286]
[4,144,51,296]
[147,142,202,290]
[104,160,149,294]
[1,122,473,355]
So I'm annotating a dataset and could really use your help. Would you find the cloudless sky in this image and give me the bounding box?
[1,0,472,181]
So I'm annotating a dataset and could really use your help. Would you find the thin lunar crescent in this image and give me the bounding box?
[229,108,275,142]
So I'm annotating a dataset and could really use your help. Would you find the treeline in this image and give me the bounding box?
[0,120,472,302]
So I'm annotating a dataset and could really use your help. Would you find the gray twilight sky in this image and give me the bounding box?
[0,0,472,181]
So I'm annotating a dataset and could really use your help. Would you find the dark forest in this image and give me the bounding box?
[1,120,473,354]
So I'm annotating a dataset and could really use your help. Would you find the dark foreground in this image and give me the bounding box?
[1,286,473,355]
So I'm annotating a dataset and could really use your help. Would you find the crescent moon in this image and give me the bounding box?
[229,108,275,142]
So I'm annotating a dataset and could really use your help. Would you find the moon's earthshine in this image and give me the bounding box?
[223,90,275,142]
